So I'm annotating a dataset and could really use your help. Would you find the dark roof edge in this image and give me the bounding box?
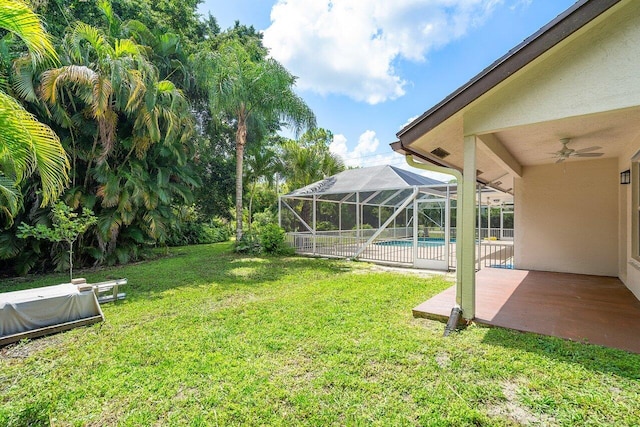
[396,0,622,145]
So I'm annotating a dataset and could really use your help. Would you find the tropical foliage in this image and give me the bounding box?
[280,128,345,190]
[17,201,97,280]
[0,0,332,276]
[0,0,69,225]
[195,39,316,242]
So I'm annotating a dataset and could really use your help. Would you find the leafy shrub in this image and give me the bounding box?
[316,221,334,231]
[352,223,374,230]
[17,201,97,280]
[259,223,291,254]
[235,231,262,254]
[166,220,230,247]
[252,210,276,231]
[235,224,292,255]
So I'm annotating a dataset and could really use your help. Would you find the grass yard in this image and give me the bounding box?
[1,243,639,426]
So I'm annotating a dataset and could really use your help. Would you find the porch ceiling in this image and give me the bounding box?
[403,106,640,194]
[494,106,640,167]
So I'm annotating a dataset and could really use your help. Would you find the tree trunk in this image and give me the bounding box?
[248,180,256,234]
[68,241,74,281]
[235,115,247,242]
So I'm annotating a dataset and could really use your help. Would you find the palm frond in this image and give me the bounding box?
[70,23,112,62]
[114,39,140,58]
[40,65,100,106]
[0,91,69,206]
[0,174,21,225]
[0,0,58,65]
[12,55,39,102]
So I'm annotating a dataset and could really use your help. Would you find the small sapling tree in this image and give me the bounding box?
[18,202,97,280]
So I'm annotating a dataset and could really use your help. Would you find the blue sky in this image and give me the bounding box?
[198,0,576,179]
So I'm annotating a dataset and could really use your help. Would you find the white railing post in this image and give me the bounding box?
[312,195,317,255]
[445,185,450,269]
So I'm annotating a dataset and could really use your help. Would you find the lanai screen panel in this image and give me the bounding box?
[281,165,453,266]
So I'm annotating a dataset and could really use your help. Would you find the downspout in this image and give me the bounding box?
[405,155,464,335]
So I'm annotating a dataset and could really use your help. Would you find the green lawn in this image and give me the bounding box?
[1,243,639,426]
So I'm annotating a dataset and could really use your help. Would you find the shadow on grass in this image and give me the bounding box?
[1,243,356,300]
[481,327,640,380]
[66,243,356,303]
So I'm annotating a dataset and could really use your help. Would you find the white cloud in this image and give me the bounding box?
[400,115,419,130]
[330,131,455,182]
[263,0,502,104]
[330,130,379,167]
[354,130,380,157]
[329,133,349,159]
[510,0,532,11]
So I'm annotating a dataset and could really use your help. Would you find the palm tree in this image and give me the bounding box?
[37,20,196,263]
[39,23,154,165]
[280,129,345,190]
[0,0,69,224]
[196,39,315,241]
[279,129,344,226]
[244,144,280,232]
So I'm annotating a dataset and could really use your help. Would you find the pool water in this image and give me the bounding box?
[375,238,446,248]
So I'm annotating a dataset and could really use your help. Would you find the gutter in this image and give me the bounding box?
[391,140,514,195]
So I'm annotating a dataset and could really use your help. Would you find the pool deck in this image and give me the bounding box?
[413,268,640,354]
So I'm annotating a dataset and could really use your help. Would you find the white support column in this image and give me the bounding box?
[477,186,482,272]
[500,205,504,240]
[356,192,360,240]
[339,202,343,245]
[445,186,451,269]
[488,202,492,240]
[393,214,397,238]
[413,196,418,263]
[312,195,317,255]
[461,135,477,320]
[405,207,408,238]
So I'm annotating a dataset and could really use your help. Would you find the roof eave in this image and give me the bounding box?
[395,0,623,147]
[391,140,514,194]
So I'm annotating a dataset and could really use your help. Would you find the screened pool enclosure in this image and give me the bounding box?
[279,165,514,270]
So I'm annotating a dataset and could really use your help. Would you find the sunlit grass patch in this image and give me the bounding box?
[1,243,639,426]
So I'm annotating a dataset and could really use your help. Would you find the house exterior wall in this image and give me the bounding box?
[514,158,618,276]
[618,135,640,300]
[463,0,640,137]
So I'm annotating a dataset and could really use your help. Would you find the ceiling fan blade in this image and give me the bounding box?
[574,152,604,157]
[576,146,602,153]
[556,158,565,163]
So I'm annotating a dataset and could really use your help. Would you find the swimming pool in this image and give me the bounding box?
[375,238,446,248]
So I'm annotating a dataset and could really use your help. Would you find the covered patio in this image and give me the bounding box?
[414,268,640,353]
[389,0,640,352]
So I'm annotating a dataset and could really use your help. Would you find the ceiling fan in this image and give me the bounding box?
[551,138,604,163]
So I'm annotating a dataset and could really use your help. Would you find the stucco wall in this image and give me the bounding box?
[464,0,640,136]
[515,158,618,276]
[618,136,640,300]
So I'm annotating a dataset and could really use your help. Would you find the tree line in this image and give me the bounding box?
[0,0,344,277]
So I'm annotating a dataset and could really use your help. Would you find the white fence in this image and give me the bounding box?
[286,228,515,270]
